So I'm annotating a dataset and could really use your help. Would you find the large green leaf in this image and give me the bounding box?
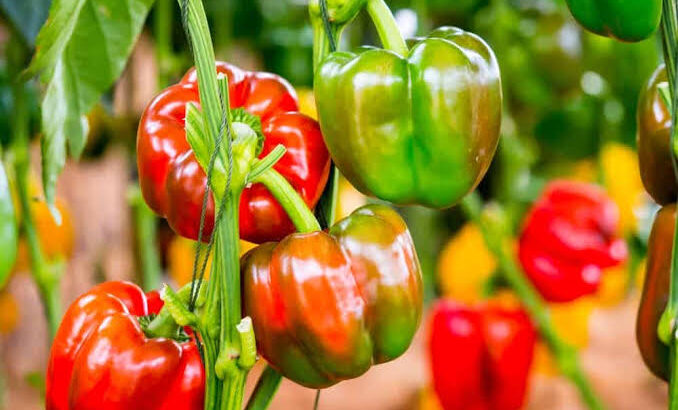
[0,0,52,46]
[27,0,154,208]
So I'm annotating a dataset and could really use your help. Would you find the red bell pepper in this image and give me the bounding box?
[518,180,628,302]
[429,297,537,410]
[242,204,423,388]
[46,281,204,410]
[137,62,331,243]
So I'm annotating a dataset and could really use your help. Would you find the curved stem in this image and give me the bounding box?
[154,0,173,89]
[366,0,408,56]
[245,366,283,410]
[311,19,341,71]
[179,0,226,146]
[461,193,604,410]
[130,187,162,291]
[8,33,62,341]
[254,169,321,233]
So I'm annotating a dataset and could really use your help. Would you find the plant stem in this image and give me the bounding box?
[366,0,408,56]
[661,0,678,407]
[311,19,341,71]
[254,169,321,233]
[130,187,162,291]
[461,192,604,410]
[245,366,283,410]
[179,0,224,146]
[8,33,62,341]
[213,193,248,410]
[154,0,173,89]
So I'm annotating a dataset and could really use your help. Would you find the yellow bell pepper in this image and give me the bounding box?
[437,224,497,303]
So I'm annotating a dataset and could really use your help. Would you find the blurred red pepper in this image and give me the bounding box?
[46,281,203,410]
[137,62,330,243]
[518,181,628,302]
[429,296,537,410]
[242,204,422,388]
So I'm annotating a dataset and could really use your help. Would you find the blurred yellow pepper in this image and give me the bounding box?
[13,199,75,273]
[297,88,317,119]
[437,224,497,303]
[417,386,443,410]
[0,290,18,334]
[569,159,597,183]
[600,142,645,235]
[596,264,629,306]
[168,236,256,287]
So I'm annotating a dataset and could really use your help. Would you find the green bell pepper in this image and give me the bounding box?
[314,21,502,208]
[564,0,661,42]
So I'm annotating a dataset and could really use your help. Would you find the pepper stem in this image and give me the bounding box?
[461,192,604,410]
[254,169,322,233]
[366,0,408,56]
[7,32,63,341]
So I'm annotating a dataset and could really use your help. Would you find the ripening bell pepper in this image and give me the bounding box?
[518,181,628,302]
[314,26,502,208]
[242,204,423,388]
[638,65,677,205]
[637,204,674,381]
[137,62,331,243]
[46,281,204,410]
[429,297,537,410]
[564,0,661,42]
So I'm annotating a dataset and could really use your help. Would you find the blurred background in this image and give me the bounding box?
[0,0,668,408]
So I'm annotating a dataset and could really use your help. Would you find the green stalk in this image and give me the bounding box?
[8,33,62,340]
[254,169,321,233]
[179,0,224,147]
[154,0,173,89]
[245,367,283,410]
[213,193,248,410]
[312,19,341,70]
[366,0,408,56]
[461,193,604,410]
[660,0,678,407]
[130,188,162,291]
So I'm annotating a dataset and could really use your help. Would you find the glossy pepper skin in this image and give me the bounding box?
[638,65,677,205]
[518,181,628,302]
[314,26,501,208]
[46,281,204,410]
[429,298,537,410]
[242,204,422,388]
[564,0,661,42]
[137,62,331,243]
[637,204,674,381]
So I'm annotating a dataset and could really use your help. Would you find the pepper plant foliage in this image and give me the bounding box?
[26,0,155,211]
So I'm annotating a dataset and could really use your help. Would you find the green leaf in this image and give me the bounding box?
[0,0,51,46]
[27,0,154,207]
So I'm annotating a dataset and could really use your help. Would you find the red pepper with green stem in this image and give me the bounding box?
[242,204,423,388]
[45,281,204,410]
[137,62,330,244]
[429,297,536,410]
